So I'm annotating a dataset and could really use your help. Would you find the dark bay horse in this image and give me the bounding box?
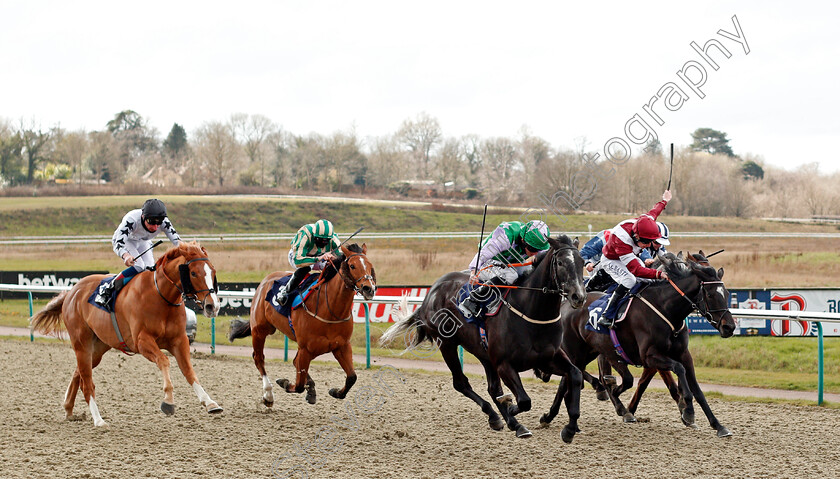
[381,236,586,440]
[539,252,736,437]
[29,242,222,427]
[229,243,376,406]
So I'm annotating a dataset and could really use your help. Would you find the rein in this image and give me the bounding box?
[635,276,726,335]
[497,244,579,324]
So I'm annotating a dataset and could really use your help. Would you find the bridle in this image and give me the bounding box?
[667,276,728,330]
[305,252,376,323]
[155,256,218,308]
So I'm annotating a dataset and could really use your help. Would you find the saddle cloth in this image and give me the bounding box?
[585,282,646,334]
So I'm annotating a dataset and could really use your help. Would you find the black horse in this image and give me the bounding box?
[540,252,736,437]
[381,235,586,440]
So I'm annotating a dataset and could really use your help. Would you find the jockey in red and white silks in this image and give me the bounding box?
[597,189,672,328]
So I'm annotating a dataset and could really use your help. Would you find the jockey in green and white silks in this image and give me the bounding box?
[94,198,181,306]
[275,219,342,306]
[458,220,551,318]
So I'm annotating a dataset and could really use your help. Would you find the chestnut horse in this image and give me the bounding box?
[229,243,376,406]
[29,242,222,427]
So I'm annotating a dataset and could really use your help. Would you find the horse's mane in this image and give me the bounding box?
[319,243,364,283]
[652,252,719,283]
[531,234,574,269]
[155,241,204,267]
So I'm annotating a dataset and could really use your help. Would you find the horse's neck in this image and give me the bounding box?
[650,275,699,322]
[153,261,183,304]
[512,255,557,315]
[316,269,354,313]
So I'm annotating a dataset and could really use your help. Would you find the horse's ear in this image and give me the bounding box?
[677,251,684,260]
[718,267,725,280]
[340,244,350,257]
[573,237,580,249]
[698,249,705,257]
[361,243,367,254]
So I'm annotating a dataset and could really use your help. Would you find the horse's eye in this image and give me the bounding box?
[350,264,356,269]
[191,271,197,277]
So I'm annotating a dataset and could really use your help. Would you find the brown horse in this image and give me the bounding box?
[29,242,222,427]
[229,243,376,406]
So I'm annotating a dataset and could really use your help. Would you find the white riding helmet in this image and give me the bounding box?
[655,222,670,245]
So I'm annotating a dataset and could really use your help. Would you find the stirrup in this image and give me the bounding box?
[597,316,616,329]
[458,298,481,318]
[94,283,112,306]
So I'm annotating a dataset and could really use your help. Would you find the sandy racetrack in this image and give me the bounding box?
[1,339,837,479]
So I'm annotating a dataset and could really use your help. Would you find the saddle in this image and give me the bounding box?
[585,282,647,333]
[266,273,320,317]
[88,276,134,313]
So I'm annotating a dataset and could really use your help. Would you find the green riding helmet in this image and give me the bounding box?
[313,219,335,239]
[522,220,550,251]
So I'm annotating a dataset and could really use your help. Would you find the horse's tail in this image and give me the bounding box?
[30,291,68,338]
[228,317,252,342]
[380,294,428,349]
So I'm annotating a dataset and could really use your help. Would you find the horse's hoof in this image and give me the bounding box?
[207,404,223,414]
[306,392,317,405]
[262,397,274,407]
[623,413,637,423]
[276,378,290,390]
[717,426,733,437]
[560,425,576,444]
[515,424,532,438]
[160,402,176,416]
[489,417,505,431]
[329,388,344,399]
[595,389,609,401]
[496,393,514,406]
[681,412,696,427]
[539,414,552,427]
[94,419,107,427]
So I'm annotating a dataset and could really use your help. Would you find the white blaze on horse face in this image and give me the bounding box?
[715,285,727,303]
[203,264,219,310]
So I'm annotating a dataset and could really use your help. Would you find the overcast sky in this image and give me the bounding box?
[2,1,838,172]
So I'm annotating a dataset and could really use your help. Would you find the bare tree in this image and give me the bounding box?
[397,112,441,179]
[20,120,53,183]
[194,121,241,186]
[432,138,464,191]
[231,113,277,187]
[479,137,521,203]
[55,130,90,185]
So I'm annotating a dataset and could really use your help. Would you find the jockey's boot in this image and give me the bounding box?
[94,276,125,307]
[458,277,504,318]
[597,284,630,329]
[275,285,289,306]
[586,268,613,293]
[277,267,310,306]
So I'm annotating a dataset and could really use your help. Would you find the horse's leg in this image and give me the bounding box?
[72,343,106,427]
[539,374,567,428]
[646,353,695,427]
[495,362,533,438]
[305,374,317,405]
[595,356,612,401]
[439,343,504,431]
[65,338,111,421]
[135,332,178,416]
[627,367,658,415]
[605,361,637,423]
[251,321,276,407]
[277,348,310,394]
[170,335,223,414]
[328,343,357,399]
[63,368,82,419]
[543,354,583,443]
[680,350,732,437]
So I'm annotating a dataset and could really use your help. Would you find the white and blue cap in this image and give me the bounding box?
[655,222,670,245]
